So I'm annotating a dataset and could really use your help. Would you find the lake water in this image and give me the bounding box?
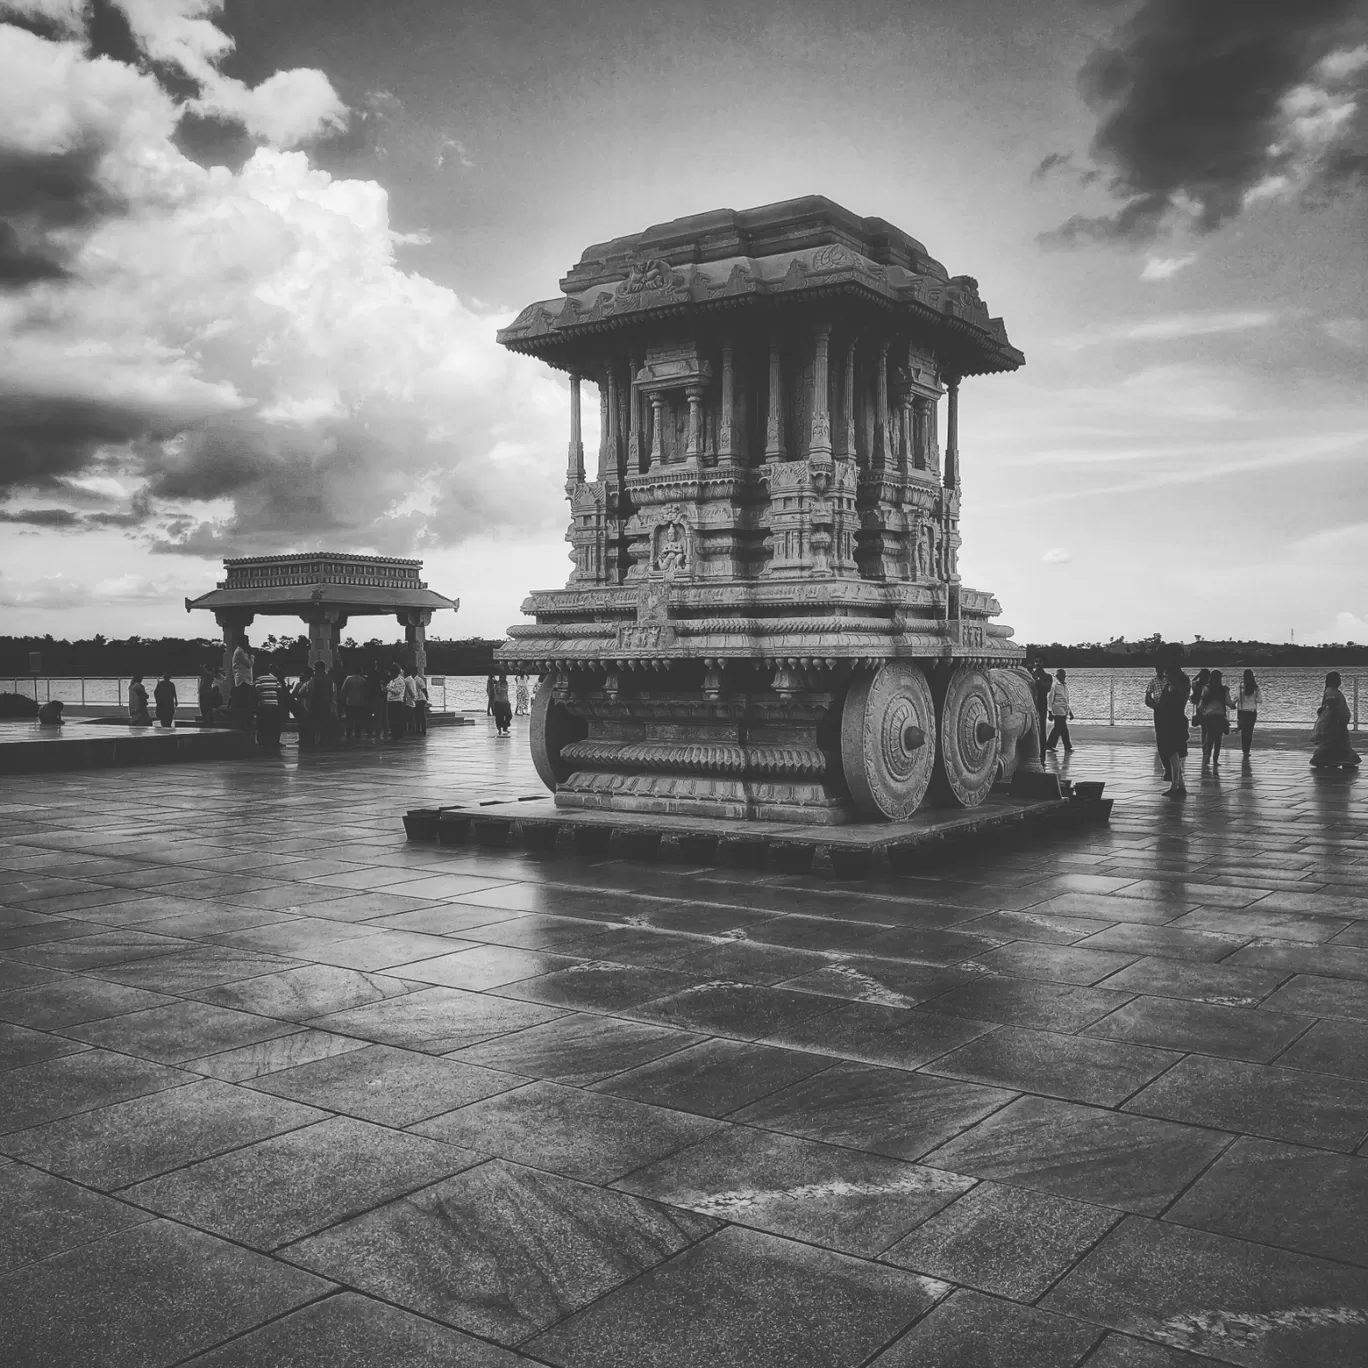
[6,666,1359,728]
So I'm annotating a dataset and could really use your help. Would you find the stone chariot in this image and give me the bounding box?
[496,196,1036,824]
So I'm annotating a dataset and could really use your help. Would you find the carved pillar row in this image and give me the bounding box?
[566,372,584,491]
[717,339,736,463]
[843,337,857,462]
[809,324,832,463]
[764,337,785,462]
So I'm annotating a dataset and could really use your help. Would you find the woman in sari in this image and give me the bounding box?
[1311,672,1361,770]
[128,675,152,726]
[1156,654,1191,799]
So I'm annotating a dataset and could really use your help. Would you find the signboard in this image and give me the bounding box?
[431,676,446,686]
[28,651,42,674]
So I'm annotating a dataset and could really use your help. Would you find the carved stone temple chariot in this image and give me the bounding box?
[496,196,1037,824]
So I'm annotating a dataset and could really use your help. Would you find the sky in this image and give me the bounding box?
[0,0,1365,647]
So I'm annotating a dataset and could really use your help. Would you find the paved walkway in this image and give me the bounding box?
[1,722,1366,1367]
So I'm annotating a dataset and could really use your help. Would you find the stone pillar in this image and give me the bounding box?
[305,613,344,671]
[900,394,916,473]
[809,324,832,463]
[566,372,584,491]
[911,397,927,471]
[216,611,254,686]
[843,337,857,462]
[764,337,785,462]
[627,357,642,472]
[685,385,705,464]
[648,393,665,467]
[600,368,621,479]
[944,381,959,485]
[873,340,891,470]
[403,610,432,676]
[717,339,736,463]
[597,376,610,480]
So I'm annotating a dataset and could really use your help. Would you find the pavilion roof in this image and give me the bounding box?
[185,584,458,616]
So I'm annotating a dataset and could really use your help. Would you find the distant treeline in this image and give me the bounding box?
[0,636,506,677]
[1026,640,1368,668]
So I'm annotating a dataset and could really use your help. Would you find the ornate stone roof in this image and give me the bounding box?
[498,195,1023,377]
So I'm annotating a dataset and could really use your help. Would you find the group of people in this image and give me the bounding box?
[1030,661,1075,760]
[485,673,530,737]
[126,673,182,728]
[1144,653,1359,797]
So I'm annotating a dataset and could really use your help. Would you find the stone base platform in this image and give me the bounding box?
[406,788,1110,878]
[0,720,256,774]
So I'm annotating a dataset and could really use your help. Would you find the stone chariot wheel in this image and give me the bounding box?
[840,661,937,820]
[933,666,1001,808]
[529,676,588,792]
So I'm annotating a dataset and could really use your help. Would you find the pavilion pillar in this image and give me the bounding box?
[764,336,785,462]
[627,355,643,472]
[304,611,345,671]
[809,324,832,465]
[717,338,736,463]
[402,610,432,676]
[873,340,891,471]
[944,378,959,488]
[566,372,585,492]
[215,611,254,686]
[843,337,857,463]
[597,376,611,480]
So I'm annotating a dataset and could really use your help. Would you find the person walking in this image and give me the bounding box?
[197,664,217,722]
[491,675,513,737]
[413,671,429,735]
[1156,652,1192,798]
[1311,671,1362,770]
[253,658,285,748]
[385,666,407,740]
[1198,668,1234,767]
[1236,669,1262,759]
[1045,668,1074,754]
[230,636,255,728]
[1144,658,1169,779]
[153,672,178,728]
[128,674,152,726]
[514,674,531,717]
[1030,660,1051,763]
[341,666,370,740]
[486,673,497,717]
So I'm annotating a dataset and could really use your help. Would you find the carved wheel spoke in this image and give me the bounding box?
[529,677,588,792]
[934,666,1000,808]
[840,662,936,820]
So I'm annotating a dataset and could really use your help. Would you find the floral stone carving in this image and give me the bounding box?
[496,195,1032,823]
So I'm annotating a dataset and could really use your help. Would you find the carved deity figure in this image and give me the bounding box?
[656,521,687,575]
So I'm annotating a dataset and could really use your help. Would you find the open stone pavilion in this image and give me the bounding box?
[3,727,1368,1366]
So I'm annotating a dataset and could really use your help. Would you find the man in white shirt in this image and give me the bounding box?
[384,667,407,741]
[402,668,418,736]
[413,672,429,735]
[229,637,254,727]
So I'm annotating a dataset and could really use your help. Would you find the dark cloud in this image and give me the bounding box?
[1041,0,1368,245]
[0,506,82,527]
[0,395,170,492]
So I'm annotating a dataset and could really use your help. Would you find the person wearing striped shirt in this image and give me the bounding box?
[253,659,285,748]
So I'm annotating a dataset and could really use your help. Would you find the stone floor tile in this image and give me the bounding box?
[1075,923,1248,964]
[282,1158,716,1344]
[461,912,614,952]
[778,957,974,1006]
[924,1095,1230,1214]
[630,980,842,1041]
[1096,957,1288,1008]
[0,975,177,1028]
[1105,879,1268,909]
[1261,972,1368,1021]
[0,917,122,949]
[1082,996,1310,1064]
[0,1020,89,1071]
[450,1012,701,1085]
[3,1076,323,1188]
[124,1115,480,1249]
[525,1224,943,1368]
[869,1289,1102,1367]
[0,958,70,994]
[883,1180,1119,1301]
[1027,893,1192,926]
[180,1293,525,1366]
[390,944,580,990]
[594,1038,831,1117]
[761,1000,995,1070]
[192,963,420,1021]
[90,946,304,993]
[7,927,193,970]
[0,1164,154,1276]
[1274,1017,1368,1080]
[415,1079,719,1182]
[0,1048,190,1134]
[1043,1214,1368,1365]
[917,976,1133,1032]
[64,999,299,1063]
[250,1041,521,1125]
[958,909,1116,945]
[499,961,701,1013]
[928,1027,1179,1107]
[734,1061,1015,1160]
[1226,940,1368,982]
[1083,1333,1214,1367]
[975,941,1139,986]
[308,984,567,1053]
[1172,906,1351,945]
[184,1029,369,1081]
[1125,1054,1368,1152]
[1166,1136,1368,1266]
[0,1218,331,1368]
[618,1124,972,1256]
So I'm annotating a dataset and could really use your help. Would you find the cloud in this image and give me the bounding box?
[0,17,568,558]
[1139,253,1196,281]
[1305,610,1368,644]
[1042,547,1072,564]
[1040,0,1368,245]
[0,567,181,607]
[1060,310,1274,349]
[0,0,85,35]
[1325,317,1367,347]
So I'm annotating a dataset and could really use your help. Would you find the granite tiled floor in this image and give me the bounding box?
[2,723,1368,1365]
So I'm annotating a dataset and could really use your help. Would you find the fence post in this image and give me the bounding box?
[1355,677,1360,733]
[1109,675,1115,726]
[81,679,86,707]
